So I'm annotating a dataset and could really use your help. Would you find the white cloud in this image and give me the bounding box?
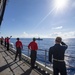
[48,31,75,38]
[12,32,49,38]
[12,31,75,38]
[52,26,63,30]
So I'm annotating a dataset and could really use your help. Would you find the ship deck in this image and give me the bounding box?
[0,45,52,75]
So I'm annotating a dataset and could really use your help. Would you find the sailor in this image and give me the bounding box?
[6,36,12,50]
[15,38,23,61]
[0,36,4,45]
[49,37,68,75]
[5,37,7,47]
[28,38,38,69]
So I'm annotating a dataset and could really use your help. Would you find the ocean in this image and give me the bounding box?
[10,38,75,75]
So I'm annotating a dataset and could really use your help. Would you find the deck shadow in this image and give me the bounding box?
[21,68,32,75]
[0,61,19,72]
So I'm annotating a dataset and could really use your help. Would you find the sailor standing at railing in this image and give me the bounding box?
[6,36,12,50]
[4,37,7,47]
[0,36,4,45]
[28,38,38,69]
[14,38,23,61]
[49,37,68,75]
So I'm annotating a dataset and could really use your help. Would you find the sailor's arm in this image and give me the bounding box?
[49,47,53,63]
[61,41,68,49]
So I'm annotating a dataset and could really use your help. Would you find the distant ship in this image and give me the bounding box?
[35,37,43,40]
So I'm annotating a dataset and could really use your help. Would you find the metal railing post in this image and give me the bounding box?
[28,49,29,56]
[45,50,47,67]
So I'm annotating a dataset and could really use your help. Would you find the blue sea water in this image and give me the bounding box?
[10,38,75,75]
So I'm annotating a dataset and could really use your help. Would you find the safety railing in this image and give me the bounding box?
[20,45,75,69]
[9,43,75,74]
[9,44,53,74]
[10,44,75,68]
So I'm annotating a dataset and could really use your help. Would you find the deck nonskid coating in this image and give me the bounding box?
[0,45,47,75]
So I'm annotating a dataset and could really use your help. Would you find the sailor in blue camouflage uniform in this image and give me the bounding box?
[49,37,68,75]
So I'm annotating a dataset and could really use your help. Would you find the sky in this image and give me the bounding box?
[0,0,75,38]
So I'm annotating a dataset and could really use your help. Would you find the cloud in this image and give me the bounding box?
[49,31,75,38]
[12,31,75,38]
[13,32,49,38]
[52,26,63,29]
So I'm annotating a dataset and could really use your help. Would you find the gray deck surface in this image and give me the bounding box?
[0,45,49,75]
